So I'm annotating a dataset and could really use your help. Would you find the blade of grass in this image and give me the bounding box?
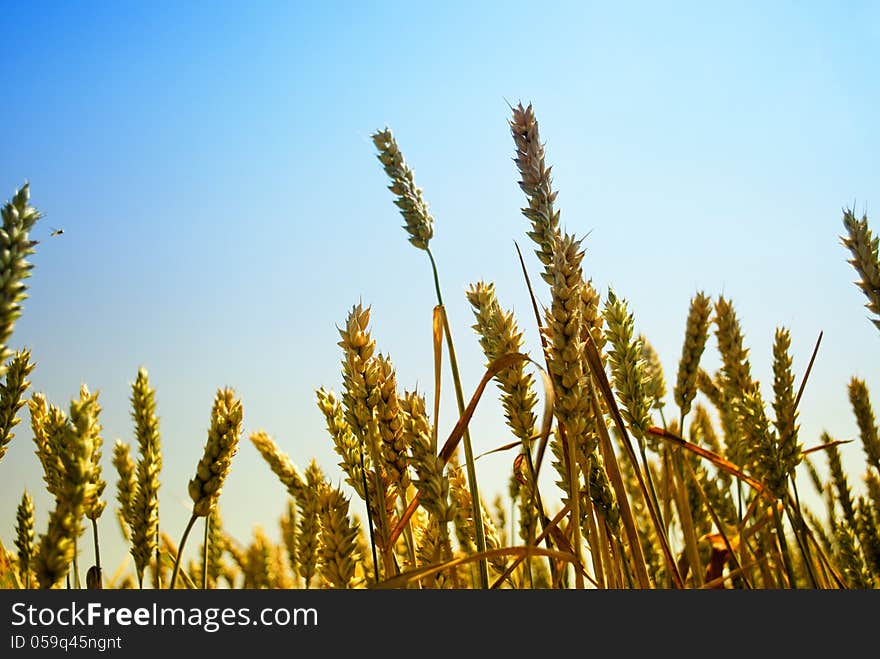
[801,438,853,457]
[794,331,822,412]
[514,240,551,475]
[474,440,522,460]
[647,426,769,495]
[438,353,529,463]
[426,246,489,587]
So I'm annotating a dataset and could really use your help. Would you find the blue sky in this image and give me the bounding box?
[1,0,878,582]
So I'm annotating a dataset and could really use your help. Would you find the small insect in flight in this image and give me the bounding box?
[50,227,64,237]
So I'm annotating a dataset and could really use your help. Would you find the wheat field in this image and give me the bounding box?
[1,103,879,590]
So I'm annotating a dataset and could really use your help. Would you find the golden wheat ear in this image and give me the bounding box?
[170,388,242,589]
[129,367,162,589]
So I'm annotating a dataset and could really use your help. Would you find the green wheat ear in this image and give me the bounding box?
[849,377,880,474]
[604,289,652,448]
[0,349,35,465]
[0,183,41,377]
[841,207,880,331]
[14,490,35,589]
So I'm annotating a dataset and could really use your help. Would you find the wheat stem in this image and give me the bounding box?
[169,514,198,590]
[426,247,489,588]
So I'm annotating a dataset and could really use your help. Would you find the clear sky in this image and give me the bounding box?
[1,0,878,582]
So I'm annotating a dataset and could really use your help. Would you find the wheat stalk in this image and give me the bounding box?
[373,126,490,586]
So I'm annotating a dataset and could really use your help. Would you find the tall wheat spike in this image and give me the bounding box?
[129,368,162,588]
[373,122,490,587]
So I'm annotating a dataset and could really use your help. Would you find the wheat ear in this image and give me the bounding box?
[14,490,35,589]
[170,387,242,588]
[0,183,41,375]
[129,368,162,588]
[841,207,880,331]
[848,377,880,474]
[673,292,712,422]
[0,350,34,464]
